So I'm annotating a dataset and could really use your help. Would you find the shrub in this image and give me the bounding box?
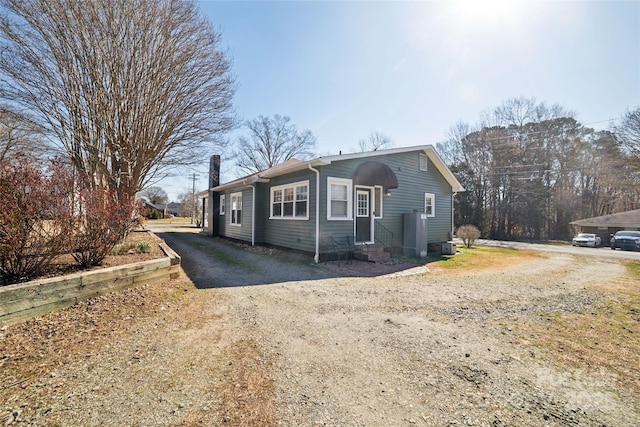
[137,240,151,253]
[0,158,145,284]
[71,186,142,267]
[109,239,150,255]
[148,209,162,219]
[457,224,481,248]
[0,158,75,285]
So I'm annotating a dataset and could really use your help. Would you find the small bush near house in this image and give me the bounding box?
[457,224,481,248]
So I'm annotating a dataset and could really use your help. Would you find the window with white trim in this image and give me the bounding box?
[356,191,369,217]
[419,153,428,171]
[373,186,383,219]
[327,177,352,220]
[219,194,225,215]
[230,192,242,225]
[270,180,309,219]
[424,193,435,217]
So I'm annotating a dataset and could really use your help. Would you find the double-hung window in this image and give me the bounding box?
[424,193,435,217]
[230,192,242,225]
[327,177,352,220]
[270,181,309,219]
[219,194,226,215]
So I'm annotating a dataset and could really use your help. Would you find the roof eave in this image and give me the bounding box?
[209,145,465,193]
[421,146,465,193]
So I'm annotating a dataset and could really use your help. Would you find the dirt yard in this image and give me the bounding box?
[1,225,639,426]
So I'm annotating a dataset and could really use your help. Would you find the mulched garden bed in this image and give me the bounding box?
[2,230,166,286]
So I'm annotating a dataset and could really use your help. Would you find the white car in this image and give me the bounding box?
[572,233,601,247]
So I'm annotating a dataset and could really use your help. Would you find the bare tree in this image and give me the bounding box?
[0,106,49,164]
[139,186,168,205]
[489,96,574,128]
[614,107,640,171]
[0,0,236,198]
[357,130,394,152]
[436,120,472,166]
[178,190,201,223]
[234,115,316,175]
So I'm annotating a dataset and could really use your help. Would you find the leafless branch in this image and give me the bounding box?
[0,0,237,197]
[233,115,316,175]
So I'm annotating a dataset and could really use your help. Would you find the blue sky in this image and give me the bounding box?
[162,0,639,201]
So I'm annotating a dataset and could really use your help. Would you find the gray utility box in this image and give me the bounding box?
[442,241,457,255]
[403,211,428,258]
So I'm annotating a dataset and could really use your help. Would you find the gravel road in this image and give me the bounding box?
[2,224,638,426]
[460,237,640,261]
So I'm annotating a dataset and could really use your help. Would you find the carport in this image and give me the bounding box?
[570,209,640,245]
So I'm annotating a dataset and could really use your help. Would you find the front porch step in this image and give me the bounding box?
[354,244,391,262]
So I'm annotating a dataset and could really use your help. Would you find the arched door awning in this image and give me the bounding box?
[353,161,398,189]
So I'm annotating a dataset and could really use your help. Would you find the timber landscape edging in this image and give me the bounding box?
[0,240,181,325]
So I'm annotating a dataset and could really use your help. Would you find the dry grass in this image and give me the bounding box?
[0,267,280,426]
[522,261,640,398]
[428,246,547,274]
[0,275,195,399]
[145,217,193,224]
[214,338,277,427]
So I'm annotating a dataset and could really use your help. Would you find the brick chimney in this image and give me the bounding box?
[208,155,221,236]
[209,155,220,188]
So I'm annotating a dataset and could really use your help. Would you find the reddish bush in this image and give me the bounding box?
[0,158,75,284]
[1,158,143,284]
[71,185,142,267]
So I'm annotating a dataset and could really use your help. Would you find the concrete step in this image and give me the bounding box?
[354,245,391,262]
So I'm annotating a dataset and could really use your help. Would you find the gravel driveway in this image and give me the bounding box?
[2,224,638,426]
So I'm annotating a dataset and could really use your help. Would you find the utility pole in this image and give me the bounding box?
[191,173,198,224]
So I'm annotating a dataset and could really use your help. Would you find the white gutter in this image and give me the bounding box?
[250,184,256,246]
[308,164,320,263]
[451,192,457,240]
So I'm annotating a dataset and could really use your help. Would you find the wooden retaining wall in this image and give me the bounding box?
[0,242,181,325]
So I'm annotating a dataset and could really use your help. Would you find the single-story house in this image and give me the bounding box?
[200,145,465,262]
[139,200,165,218]
[570,209,640,245]
[165,202,182,217]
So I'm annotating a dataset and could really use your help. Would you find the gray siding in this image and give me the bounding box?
[380,152,453,244]
[261,170,317,253]
[213,149,455,252]
[318,151,453,246]
[254,184,268,244]
[316,170,353,241]
[218,188,253,243]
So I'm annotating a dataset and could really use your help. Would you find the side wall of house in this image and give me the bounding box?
[260,169,317,253]
[316,164,353,241]
[214,149,454,252]
[318,151,453,245]
[383,152,453,244]
[217,187,253,243]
